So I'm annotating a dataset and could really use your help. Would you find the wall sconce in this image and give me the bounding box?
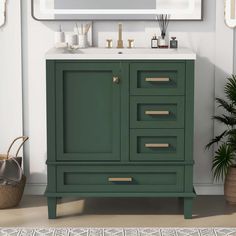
[225,0,236,28]
[0,0,7,28]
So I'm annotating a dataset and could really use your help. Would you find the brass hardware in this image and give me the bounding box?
[106,39,113,48]
[145,111,170,115]
[145,143,170,148]
[113,76,120,84]
[145,78,170,82]
[108,177,132,182]
[128,39,134,48]
[117,23,124,49]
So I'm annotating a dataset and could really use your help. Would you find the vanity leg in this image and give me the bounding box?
[184,197,193,219]
[48,197,57,219]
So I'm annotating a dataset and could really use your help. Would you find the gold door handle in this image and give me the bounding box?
[113,76,120,84]
[145,78,170,82]
[145,111,170,115]
[145,143,170,148]
[108,177,132,182]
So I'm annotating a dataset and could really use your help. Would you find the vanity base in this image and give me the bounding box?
[46,192,196,220]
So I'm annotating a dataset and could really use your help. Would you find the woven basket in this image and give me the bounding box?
[0,136,29,209]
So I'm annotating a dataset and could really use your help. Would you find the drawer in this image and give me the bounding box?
[57,166,184,193]
[130,96,185,129]
[130,62,185,95]
[130,129,185,161]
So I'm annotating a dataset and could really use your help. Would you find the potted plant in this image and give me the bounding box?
[206,75,236,204]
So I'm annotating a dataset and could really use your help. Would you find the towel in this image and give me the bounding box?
[0,157,22,185]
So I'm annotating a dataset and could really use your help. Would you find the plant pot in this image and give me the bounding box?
[224,165,236,204]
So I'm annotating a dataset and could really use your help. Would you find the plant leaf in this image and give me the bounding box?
[225,75,236,105]
[213,115,236,126]
[205,130,227,149]
[212,143,235,182]
[215,98,236,114]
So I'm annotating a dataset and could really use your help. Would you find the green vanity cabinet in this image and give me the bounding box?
[46,59,195,220]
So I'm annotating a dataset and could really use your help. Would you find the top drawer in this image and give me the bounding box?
[130,62,186,96]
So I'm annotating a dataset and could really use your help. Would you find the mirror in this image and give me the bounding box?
[0,0,7,27]
[225,0,236,28]
[32,0,203,21]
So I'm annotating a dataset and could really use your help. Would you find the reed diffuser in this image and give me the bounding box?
[156,14,170,48]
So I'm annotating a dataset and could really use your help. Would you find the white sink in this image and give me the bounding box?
[46,47,196,60]
[76,48,177,55]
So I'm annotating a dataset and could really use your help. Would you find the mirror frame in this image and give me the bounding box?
[225,0,236,28]
[31,0,203,21]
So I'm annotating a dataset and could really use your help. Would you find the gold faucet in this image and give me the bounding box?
[117,23,124,49]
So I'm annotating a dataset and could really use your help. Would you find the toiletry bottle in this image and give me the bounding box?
[170,37,178,49]
[151,35,158,48]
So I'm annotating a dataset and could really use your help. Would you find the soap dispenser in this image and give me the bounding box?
[151,35,158,48]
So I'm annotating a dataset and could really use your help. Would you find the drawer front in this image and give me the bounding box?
[130,96,185,129]
[130,62,185,95]
[130,129,185,161]
[57,166,184,193]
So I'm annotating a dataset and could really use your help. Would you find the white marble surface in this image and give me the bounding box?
[45,47,196,60]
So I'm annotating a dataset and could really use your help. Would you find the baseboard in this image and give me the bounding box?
[194,183,224,195]
[24,183,47,195]
[24,183,224,196]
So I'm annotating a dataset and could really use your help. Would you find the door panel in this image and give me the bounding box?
[55,62,121,161]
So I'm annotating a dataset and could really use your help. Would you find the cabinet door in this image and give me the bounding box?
[55,62,121,161]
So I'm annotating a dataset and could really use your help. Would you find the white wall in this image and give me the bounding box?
[2,0,235,194]
[0,1,23,156]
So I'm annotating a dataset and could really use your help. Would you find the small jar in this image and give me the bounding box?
[170,37,178,49]
[151,35,158,48]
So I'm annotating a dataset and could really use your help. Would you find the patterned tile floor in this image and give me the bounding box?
[0,228,236,236]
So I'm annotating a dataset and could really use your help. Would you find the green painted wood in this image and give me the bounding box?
[45,192,196,198]
[46,61,57,194]
[47,197,57,219]
[55,62,122,161]
[130,96,185,129]
[130,62,186,96]
[46,59,195,219]
[46,60,56,163]
[56,165,184,193]
[120,62,130,162]
[184,197,194,219]
[130,129,184,162]
[185,61,195,193]
[46,161,195,166]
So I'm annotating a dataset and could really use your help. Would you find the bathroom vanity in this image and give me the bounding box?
[45,48,196,219]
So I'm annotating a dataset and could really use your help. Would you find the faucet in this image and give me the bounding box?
[117,23,124,49]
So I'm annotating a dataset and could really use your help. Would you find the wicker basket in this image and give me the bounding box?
[0,136,29,209]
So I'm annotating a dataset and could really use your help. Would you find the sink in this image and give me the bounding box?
[46,47,196,60]
[76,48,177,55]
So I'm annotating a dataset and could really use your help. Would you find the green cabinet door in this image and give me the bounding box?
[55,61,123,161]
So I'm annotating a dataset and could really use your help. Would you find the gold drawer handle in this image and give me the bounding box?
[145,143,170,148]
[145,111,170,115]
[108,177,132,182]
[145,78,170,82]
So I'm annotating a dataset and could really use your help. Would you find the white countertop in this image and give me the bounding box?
[45,47,196,60]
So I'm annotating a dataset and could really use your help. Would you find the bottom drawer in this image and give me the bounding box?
[57,166,184,193]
